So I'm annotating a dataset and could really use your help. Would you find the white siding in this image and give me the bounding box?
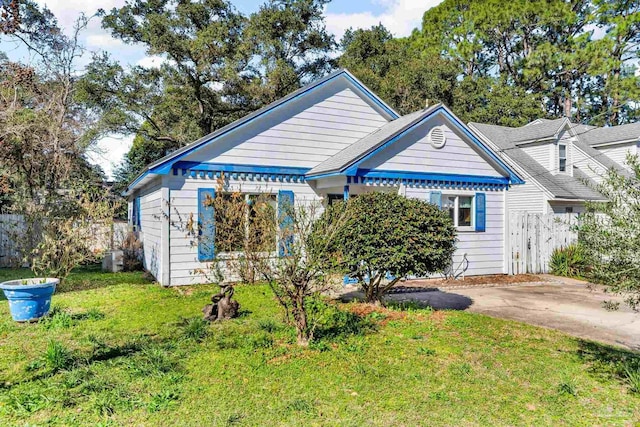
[360,118,503,177]
[167,174,323,286]
[549,202,586,215]
[507,180,546,214]
[406,186,506,276]
[136,178,163,281]
[598,142,637,169]
[521,142,553,172]
[180,82,389,169]
[573,146,607,184]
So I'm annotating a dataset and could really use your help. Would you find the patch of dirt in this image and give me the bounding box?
[173,286,197,296]
[396,274,548,291]
[346,303,407,324]
[429,310,449,324]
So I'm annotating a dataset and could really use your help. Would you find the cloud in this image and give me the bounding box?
[85,33,127,49]
[325,0,443,41]
[86,134,134,180]
[136,55,166,68]
[36,0,125,32]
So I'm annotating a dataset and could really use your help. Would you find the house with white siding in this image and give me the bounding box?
[124,69,524,286]
[469,119,637,215]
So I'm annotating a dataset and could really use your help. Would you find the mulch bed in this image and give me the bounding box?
[387,274,550,293]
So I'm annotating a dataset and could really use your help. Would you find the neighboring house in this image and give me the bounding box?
[469,118,636,215]
[125,69,524,286]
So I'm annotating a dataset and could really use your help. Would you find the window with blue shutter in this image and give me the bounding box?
[475,192,486,232]
[278,190,294,257]
[198,188,216,261]
[429,191,442,208]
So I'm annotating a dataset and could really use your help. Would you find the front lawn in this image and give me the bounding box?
[0,267,638,426]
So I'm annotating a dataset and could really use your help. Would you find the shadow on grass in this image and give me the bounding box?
[339,289,473,311]
[577,339,640,384]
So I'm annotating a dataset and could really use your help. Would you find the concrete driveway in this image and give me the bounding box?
[382,278,640,351]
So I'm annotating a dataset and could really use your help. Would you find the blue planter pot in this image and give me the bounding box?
[0,278,59,322]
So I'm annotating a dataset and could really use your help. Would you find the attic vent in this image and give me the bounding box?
[429,126,446,149]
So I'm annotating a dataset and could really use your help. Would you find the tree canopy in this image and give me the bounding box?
[340,0,639,127]
[4,0,640,192]
[78,0,336,187]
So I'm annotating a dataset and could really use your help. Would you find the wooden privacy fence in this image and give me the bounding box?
[0,214,128,268]
[0,214,25,268]
[509,212,579,275]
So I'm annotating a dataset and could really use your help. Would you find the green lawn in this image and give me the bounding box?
[0,266,639,426]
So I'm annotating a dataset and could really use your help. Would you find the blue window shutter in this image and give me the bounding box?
[278,190,295,257]
[475,192,486,232]
[198,188,216,261]
[429,191,442,208]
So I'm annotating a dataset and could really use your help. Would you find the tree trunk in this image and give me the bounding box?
[293,296,310,346]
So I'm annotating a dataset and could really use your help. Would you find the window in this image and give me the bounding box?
[326,194,344,206]
[248,194,277,252]
[565,207,573,213]
[559,144,567,172]
[214,193,246,252]
[214,193,277,253]
[443,195,474,228]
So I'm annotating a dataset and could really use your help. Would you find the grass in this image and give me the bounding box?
[0,266,639,425]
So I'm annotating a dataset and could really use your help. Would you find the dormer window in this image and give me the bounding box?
[559,144,567,172]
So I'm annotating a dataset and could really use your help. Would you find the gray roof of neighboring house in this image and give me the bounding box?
[572,138,632,177]
[576,122,640,147]
[470,122,605,200]
[307,106,435,176]
[473,118,568,145]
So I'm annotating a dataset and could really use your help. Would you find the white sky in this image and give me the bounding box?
[14,0,438,179]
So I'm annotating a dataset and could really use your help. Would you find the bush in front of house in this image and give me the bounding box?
[317,192,456,305]
[549,244,588,278]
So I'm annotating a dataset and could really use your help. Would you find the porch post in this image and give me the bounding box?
[343,184,350,200]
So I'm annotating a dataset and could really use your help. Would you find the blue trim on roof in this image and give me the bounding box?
[304,171,345,181]
[344,74,399,119]
[357,169,510,185]
[307,106,525,185]
[146,71,398,177]
[174,162,310,176]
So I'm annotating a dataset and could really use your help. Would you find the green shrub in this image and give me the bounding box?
[550,244,587,277]
[316,192,456,304]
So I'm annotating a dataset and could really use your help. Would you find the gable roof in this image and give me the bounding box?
[470,122,605,200]
[125,69,400,195]
[307,104,524,184]
[572,138,632,177]
[307,108,429,176]
[472,118,569,146]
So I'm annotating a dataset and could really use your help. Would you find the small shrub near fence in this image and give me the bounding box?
[549,244,588,278]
